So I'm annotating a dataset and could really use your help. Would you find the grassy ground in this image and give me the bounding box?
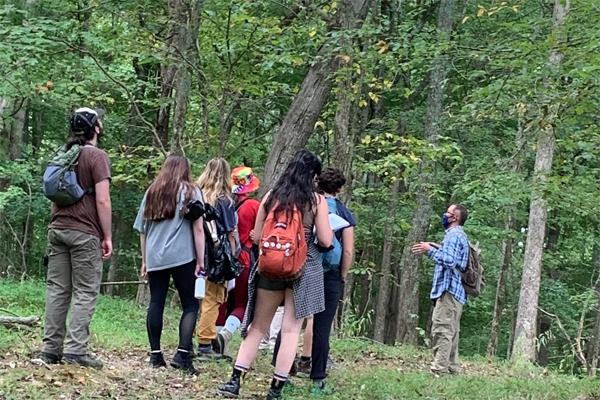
[1,279,600,400]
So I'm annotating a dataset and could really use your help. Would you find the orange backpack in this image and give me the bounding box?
[258,206,307,280]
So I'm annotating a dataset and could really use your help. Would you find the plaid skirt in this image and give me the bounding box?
[240,237,324,338]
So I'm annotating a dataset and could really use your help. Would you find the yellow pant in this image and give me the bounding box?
[196,280,227,345]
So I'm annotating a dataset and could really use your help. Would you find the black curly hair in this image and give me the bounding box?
[265,150,322,216]
[317,168,347,195]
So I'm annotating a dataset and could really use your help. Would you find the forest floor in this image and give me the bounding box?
[1,280,599,400]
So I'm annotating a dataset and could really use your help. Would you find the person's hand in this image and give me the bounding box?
[411,242,434,255]
[249,229,256,242]
[140,262,147,279]
[195,262,205,278]
[101,238,113,261]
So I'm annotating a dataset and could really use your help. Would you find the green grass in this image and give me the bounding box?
[1,279,600,399]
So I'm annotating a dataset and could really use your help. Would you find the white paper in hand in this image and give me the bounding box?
[329,213,350,232]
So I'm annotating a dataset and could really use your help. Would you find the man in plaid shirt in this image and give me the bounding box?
[412,204,469,375]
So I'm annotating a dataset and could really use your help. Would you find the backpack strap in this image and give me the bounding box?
[235,197,250,211]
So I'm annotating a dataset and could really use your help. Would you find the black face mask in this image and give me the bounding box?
[441,213,451,229]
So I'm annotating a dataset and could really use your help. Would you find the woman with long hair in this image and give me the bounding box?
[217,150,333,400]
[195,158,239,360]
[133,155,205,374]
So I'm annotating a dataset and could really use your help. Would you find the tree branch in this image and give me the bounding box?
[55,39,167,156]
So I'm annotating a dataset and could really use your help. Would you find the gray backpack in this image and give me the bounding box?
[43,145,92,206]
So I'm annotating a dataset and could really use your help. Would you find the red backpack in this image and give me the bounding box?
[258,206,307,280]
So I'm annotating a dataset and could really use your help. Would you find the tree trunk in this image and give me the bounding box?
[373,180,400,342]
[394,0,459,345]
[103,213,123,296]
[168,0,203,154]
[587,243,600,376]
[487,215,515,357]
[512,0,569,364]
[136,283,150,305]
[512,127,556,362]
[261,0,373,192]
[0,98,29,161]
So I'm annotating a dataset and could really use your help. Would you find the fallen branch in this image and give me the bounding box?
[539,307,587,368]
[0,315,39,327]
[101,280,147,286]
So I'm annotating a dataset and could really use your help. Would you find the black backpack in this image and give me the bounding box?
[203,204,242,284]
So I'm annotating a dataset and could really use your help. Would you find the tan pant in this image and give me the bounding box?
[43,229,103,355]
[196,280,227,345]
[431,292,463,373]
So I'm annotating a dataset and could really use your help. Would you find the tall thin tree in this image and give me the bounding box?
[512,0,570,363]
[395,0,461,345]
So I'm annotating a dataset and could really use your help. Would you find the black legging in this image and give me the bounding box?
[147,260,199,352]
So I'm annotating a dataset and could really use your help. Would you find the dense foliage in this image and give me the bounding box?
[1,0,599,372]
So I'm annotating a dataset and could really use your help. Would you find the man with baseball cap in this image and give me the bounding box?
[40,107,112,369]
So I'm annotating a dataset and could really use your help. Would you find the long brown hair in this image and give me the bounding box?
[144,155,196,221]
[196,158,233,206]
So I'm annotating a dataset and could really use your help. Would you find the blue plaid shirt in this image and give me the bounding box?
[428,226,469,304]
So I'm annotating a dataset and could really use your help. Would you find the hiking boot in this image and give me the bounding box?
[217,367,244,397]
[297,357,311,375]
[171,351,198,375]
[310,379,333,396]
[63,353,103,370]
[266,378,286,400]
[37,351,61,365]
[197,344,223,362]
[149,352,166,368]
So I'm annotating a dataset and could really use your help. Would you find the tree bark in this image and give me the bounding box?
[261,0,373,192]
[512,0,569,364]
[394,0,460,345]
[373,180,400,342]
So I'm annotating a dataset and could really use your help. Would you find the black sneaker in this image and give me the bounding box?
[36,351,61,365]
[149,352,166,368]
[63,353,103,370]
[197,344,223,362]
[171,351,198,375]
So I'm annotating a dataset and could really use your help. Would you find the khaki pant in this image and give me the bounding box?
[196,280,227,345]
[431,292,463,373]
[43,229,103,355]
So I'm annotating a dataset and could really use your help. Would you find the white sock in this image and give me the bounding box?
[224,316,241,335]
